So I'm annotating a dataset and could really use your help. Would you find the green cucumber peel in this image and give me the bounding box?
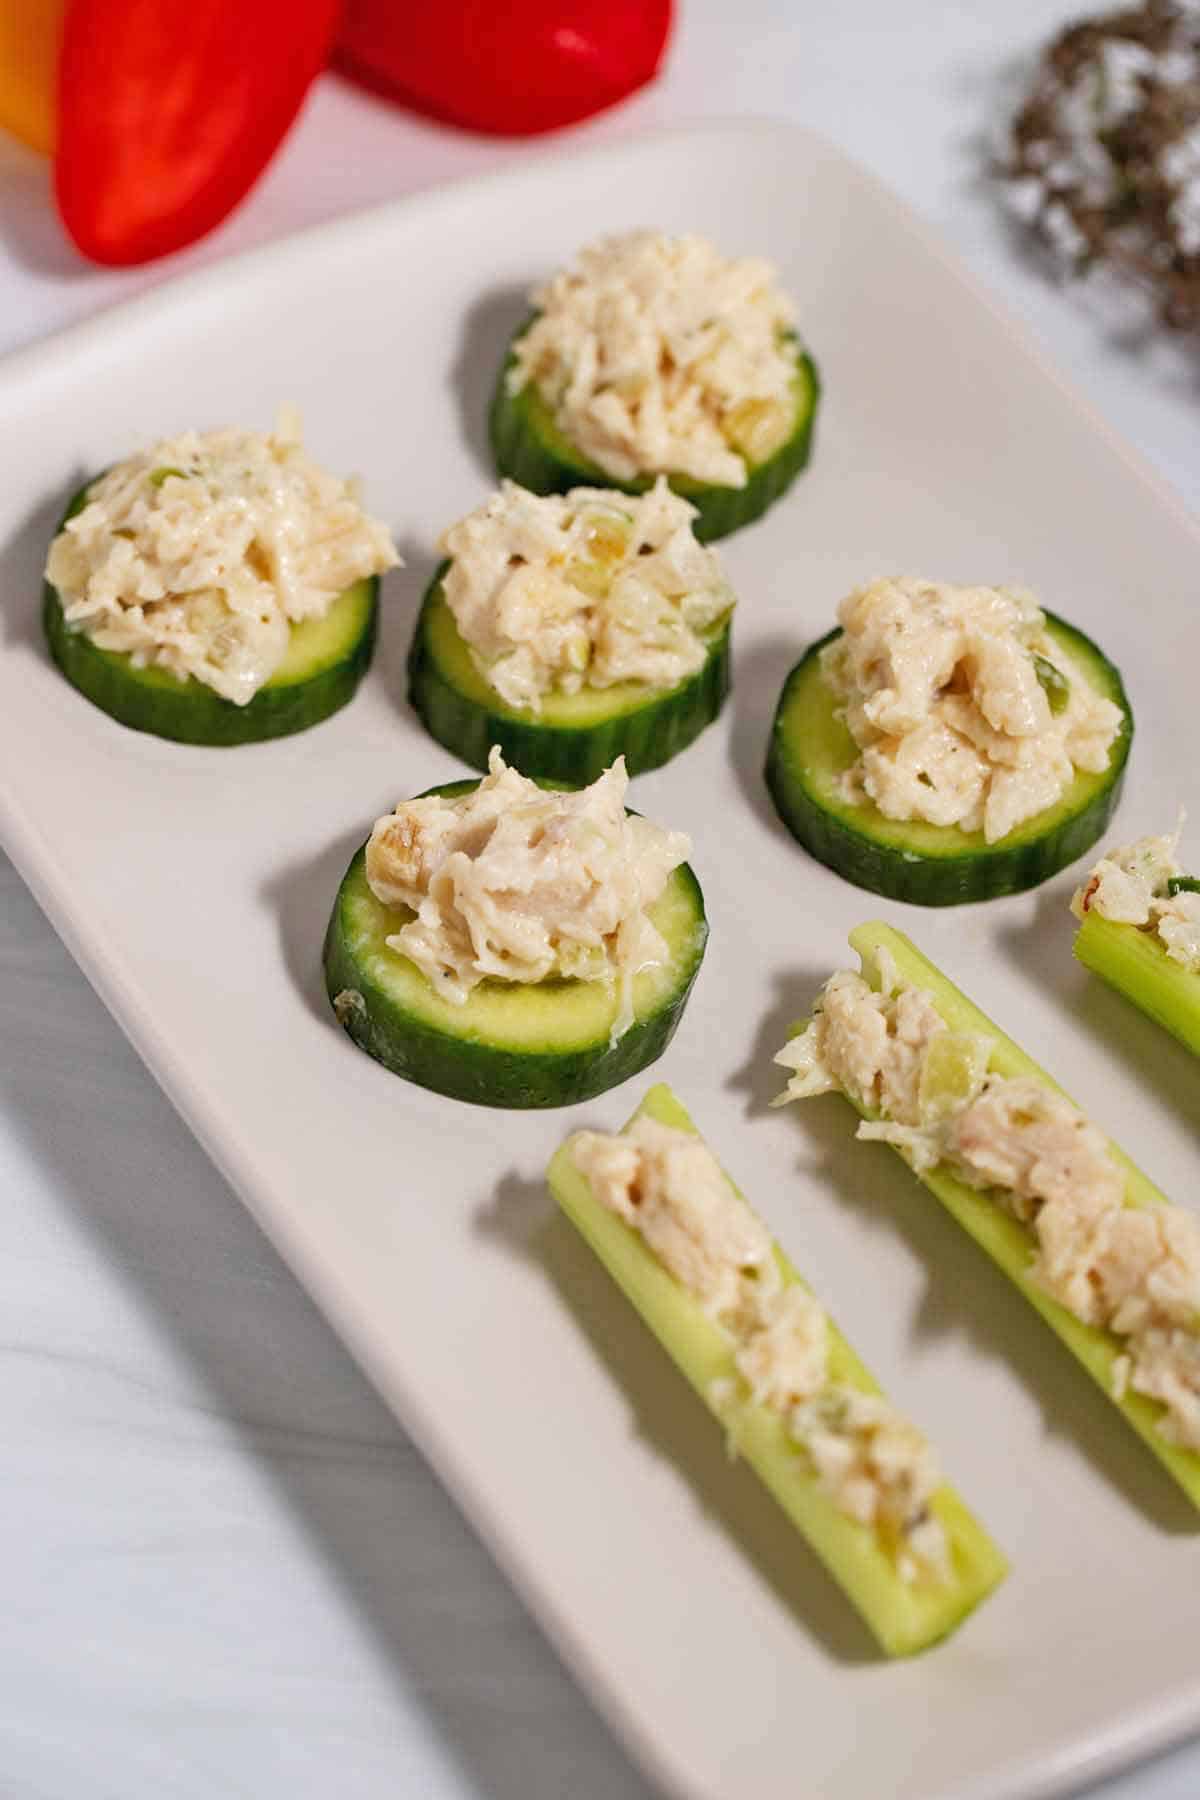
[1074,910,1200,1060]
[804,923,1200,1509]
[548,1082,1008,1656]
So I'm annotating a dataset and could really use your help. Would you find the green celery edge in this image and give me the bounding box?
[547,1081,1008,1658]
[834,922,1200,1510]
[1074,911,1200,1060]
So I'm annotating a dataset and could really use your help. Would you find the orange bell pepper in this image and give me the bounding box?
[0,0,64,153]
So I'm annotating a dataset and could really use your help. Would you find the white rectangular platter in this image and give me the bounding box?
[3,122,1200,1800]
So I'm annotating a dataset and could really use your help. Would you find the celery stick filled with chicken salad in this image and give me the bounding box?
[489,230,820,542]
[323,749,708,1108]
[42,415,399,745]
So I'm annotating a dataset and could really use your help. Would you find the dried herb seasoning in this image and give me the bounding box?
[1003,1,1200,330]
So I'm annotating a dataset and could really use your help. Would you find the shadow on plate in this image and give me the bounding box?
[450,283,532,481]
[260,822,377,1030]
[726,629,805,841]
[1,861,659,1800]
[770,1081,1200,1537]
[726,961,829,1118]
[371,534,442,724]
[0,471,86,652]
[0,144,88,281]
[995,881,1200,1139]
[478,1167,880,1666]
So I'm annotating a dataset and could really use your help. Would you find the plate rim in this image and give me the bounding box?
[3,115,1200,1800]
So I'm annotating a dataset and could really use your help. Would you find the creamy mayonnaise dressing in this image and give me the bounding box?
[776,960,1200,1450]
[569,1114,948,1579]
[365,749,687,1041]
[1074,823,1200,972]
[45,420,398,704]
[820,578,1122,843]
[440,479,731,713]
[510,231,800,487]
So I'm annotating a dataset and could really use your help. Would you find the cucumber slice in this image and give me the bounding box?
[801,922,1200,1510]
[548,1083,1008,1656]
[1074,910,1200,1060]
[43,481,380,746]
[407,565,732,785]
[323,785,708,1109]
[765,613,1133,905]
[489,322,820,543]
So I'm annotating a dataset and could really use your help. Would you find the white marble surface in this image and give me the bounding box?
[2,5,1198,1796]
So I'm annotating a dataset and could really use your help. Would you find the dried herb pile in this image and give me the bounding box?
[1004,1,1200,329]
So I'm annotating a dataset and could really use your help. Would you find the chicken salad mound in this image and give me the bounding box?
[45,418,398,705]
[1074,821,1200,971]
[820,578,1123,844]
[439,478,732,713]
[510,231,801,488]
[365,749,688,1042]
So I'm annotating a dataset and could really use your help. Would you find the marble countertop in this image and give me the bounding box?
[3,4,1197,1796]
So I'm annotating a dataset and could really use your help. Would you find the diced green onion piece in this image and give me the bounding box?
[917,1031,990,1124]
[1032,652,1070,715]
[1166,877,1200,897]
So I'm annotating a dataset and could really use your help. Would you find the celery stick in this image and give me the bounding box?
[819,923,1200,1510]
[548,1083,1007,1657]
[1074,909,1200,1060]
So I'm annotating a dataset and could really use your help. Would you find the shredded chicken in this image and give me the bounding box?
[774,949,990,1172]
[570,1116,776,1321]
[1073,822,1200,972]
[776,962,1200,1451]
[510,231,800,487]
[45,418,398,704]
[820,578,1123,843]
[734,1285,829,1410]
[365,749,687,1041]
[570,1115,948,1580]
[791,1387,949,1580]
[439,479,731,713]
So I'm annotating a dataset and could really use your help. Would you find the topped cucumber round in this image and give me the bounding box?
[42,424,396,746]
[766,608,1133,906]
[45,559,379,747]
[324,765,708,1109]
[491,328,819,544]
[409,478,737,786]
[488,234,819,540]
[409,569,730,787]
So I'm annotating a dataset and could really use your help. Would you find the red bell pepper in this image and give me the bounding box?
[336,0,673,137]
[55,0,340,266]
